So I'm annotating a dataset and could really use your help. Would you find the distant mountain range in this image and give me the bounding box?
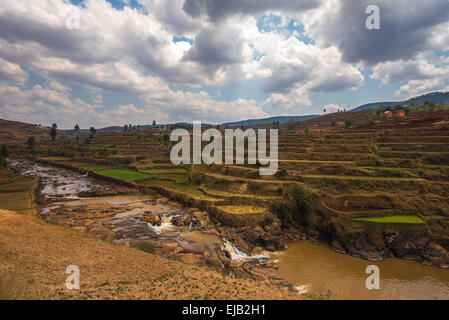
[350,91,449,112]
[221,115,320,127]
[64,91,449,134]
[65,123,214,136]
[221,92,449,127]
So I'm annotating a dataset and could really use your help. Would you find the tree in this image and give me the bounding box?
[124,124,128,132]
[74,124,80,141]
[50,123,57,142]
[0,145,8,158]
[27,136,35,151]
[152,120,156,126]
[323,108,327,113]
[345,120,354,128]
[0,145,7,168]
[89,127,96,138]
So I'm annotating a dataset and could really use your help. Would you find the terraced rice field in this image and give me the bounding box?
[19,110,449,229]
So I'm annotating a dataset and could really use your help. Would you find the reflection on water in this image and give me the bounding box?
[10,159,108,198]
[272,241,449,300]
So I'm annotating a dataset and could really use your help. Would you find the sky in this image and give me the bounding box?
[0,0,448,129]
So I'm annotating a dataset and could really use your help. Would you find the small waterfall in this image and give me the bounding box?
[188,221,193,232]
[146,214,174,235]
[294,285,309,295]
[221,239,269,262]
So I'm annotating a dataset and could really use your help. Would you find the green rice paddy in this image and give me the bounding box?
[96,168,150,181]
[354,216,424,224]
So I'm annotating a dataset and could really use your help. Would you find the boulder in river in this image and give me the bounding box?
[141,214,161,226]
[330,240,346,254]
[171,214,192,226]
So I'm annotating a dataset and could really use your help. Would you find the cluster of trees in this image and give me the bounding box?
[47,123,97,142]
[124,120,157,132]
[272,184,313,227]
[323,108,346,113]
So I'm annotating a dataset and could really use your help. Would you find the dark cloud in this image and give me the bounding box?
[183,25,244,67]
[0,13,79,53]
[183,0,322,21]
[310,74,363,93]
[0,12,113,66]
[316,0,449,65]
[262,65,311,93]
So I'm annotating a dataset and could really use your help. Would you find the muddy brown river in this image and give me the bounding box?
[272,241,449,300]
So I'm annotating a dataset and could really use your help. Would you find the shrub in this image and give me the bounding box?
[98,148,109,156]
[137,244,155,254]
[0,156,6,168]
[262,215,275,227]
[1,145,9,158]
[272,184,313,228]
[123,156,135,164]
[277,169,288,177]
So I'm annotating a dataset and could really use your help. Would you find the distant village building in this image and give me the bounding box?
[395,110,405,117]
[384,111,393,119]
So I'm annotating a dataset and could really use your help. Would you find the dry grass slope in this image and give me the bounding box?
[0,209,299,300]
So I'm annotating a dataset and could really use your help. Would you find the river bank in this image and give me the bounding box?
[6,158,292,289]
[0,209,298,300]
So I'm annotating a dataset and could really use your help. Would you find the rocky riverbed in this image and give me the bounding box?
[9,159,292,289]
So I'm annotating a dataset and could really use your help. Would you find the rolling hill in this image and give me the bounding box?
[222,115,320,127]
[351,92,449,112]
[0,119,66,145]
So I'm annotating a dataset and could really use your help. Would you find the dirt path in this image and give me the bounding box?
[0,210,300,300]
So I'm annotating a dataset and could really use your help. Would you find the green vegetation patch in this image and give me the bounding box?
[38,156,71,161]
[96,168,150,181]
[82,165,108,171]
[354,216,424,224]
